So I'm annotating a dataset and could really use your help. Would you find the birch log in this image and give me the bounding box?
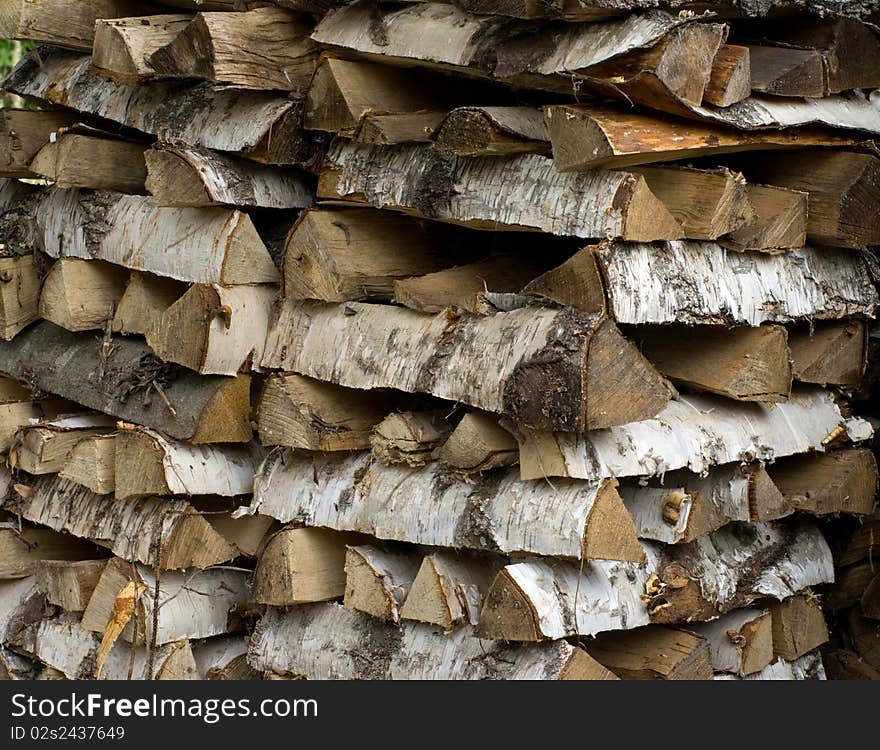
[0,322,253,443]
[10,413,116,475]
[112,272,187,336]
[586,626,713,680]
[39,258,129,333]
[318,140,684,241]
[518,387,861,481]
[93,15,193,82]
[262,301,674,432]
[438,412,519,473]
[686,609,774,676]
[248,603,611,680]
[343,545,421,622]
[767,593,829,661]
[36,559,107,612]
[704,44,751,107]
[193,636,258,680]
[371,410,455,467]
[6,476,239,570]
[434,107,551,156]
[0,109,78,178]
[114,426,264,500]
[790,319,868,389]
[0,524,102,579]
[0,254,42,340]
[247,448,646,562]
[716,651,826,681]
[145,146,313,209]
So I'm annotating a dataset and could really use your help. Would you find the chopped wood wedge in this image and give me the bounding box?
[58,434,117,495]
[587,626,712,680]
[434,107,550,156]
[767,593,829,661]
[111,271,187,336]
[686,609,773,676]
[343,545,421,622]
[0,524,101,579]
[0,254,41,341]
[10,414,116,475]
[790,319,868,389]
[704,44,751,107]
[30,134,148,193]
[0,109,78,178]
[370,410,455,467]
[39,258,128,333]
[36,559,107,612]
[93,14,193,82]
[438,412,518,473]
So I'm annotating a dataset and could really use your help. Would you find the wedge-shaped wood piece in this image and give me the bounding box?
[687,609,773,676]
[438,411,518,473]
[36,559,107,612]
[587,626,712,680]
[4,48,321,166]
[0,576,41,645]
[256,373,395,451]
[704,44,750,107]
[722,183,807,252]
[620,464,791,545]
[0,397,76,452]
[434,107,550,156]
[58,435,116,495]
[790,319,868,388]
[149,7,317,91]
[343,545,421,623]
[717,653,824,680]
[146,284,275,376]
[253,527,366,606]
[30,134,148,193]
[518,388,858,481]
[399,551,499,629]
[371,410,455,467]
[0,109,78,178]
[249,602,609,680]
[393,254,548,314]
[283,208,462,302]
[837,520,880,568]
[768,448,878,517]
[82,558,247,645]
[197,500,276,559]
[249,449,645,561]
[111,271,186,336]
[114,426,263,500]
[767,593,829,661]
[544,103,857,171]
[0,322,253,443]
[93,14,192,82]
[0,254,41,340]
[630,324,792,402]
[262,301,674,432]
[39,258,128,333]
[355,111,447,145]
[193,636,258,681]
[319,141,684,241]
[524,241,878,326]
[0,523,101,579]
[10,413,116,475]
[0,0,152,51]
[9,476,239,570]
[747,45,827,98]
[646,522,834,624]
[145,145,313,209]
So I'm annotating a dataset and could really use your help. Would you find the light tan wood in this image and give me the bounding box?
[704,44,751,107]
[0,254,41,340]
[0,525,99,579]
[371,410,455,467]
[438,411,518,473]
[111,271,187,336]
[722,183,808,252]
[356,111,447,145]
[58,434,116,495]
[39,259,128,333]
[0,109,78,177]
[0,399,74,452]
[767,593,829,661]
[10,415,115,475]
[748,45,827,98]
[36,559,107,612]
[29,134,147,193]
[343,545,421,623]
[433,107,550,156]
[688,609,774,676]
[587,626,713,680]
[790,319,868,388]
[93,14,192,82]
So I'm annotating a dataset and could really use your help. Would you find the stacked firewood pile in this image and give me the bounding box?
[0,0,879,681]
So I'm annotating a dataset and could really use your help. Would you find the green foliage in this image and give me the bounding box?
[0,38,33,108]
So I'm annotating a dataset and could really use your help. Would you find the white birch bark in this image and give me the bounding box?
[687,608,773,675]
[0,577,41,641]
[192,635,255,680]
[714,651,826,680]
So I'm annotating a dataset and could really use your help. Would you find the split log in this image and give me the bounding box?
[195,500,275,559]
[0,254,41,340]
[399,551,499,629]
[35,559,107,612]
[836,520,880,567]
[704,44,751,107]
[524,241,878,326]
[149,7,317,92]
[0,109,78,178]
[0,322,253,443]
[111,271,187,336]
[319,141,684,241]
[0,398,76,453]
[544,103,857,171]
[747,45,827,98]
[0,576,41,645]
[145,284,276,376]
[433,107,550,156]
[248,449,646,562]
[686,609,773,676]
[343,545,421,622]
[10,414,116,475]
[741,151,880,249]
[629,324,792,402]
[822,562,877,610]
[4,48,322,166]
[823,649,880,680]
[29,134,148,193]
[145,145,313,209]
[256,374,396,451]
[789,319,868,389]
[81,558,247,645]
[7,475,239,570]
[768,448,878,517]
[586,626,712,680]
[354,112,448,146]
[722,183,808,252]
[192,636,258,680]
[58,435,116,495]
[114,426,263,500]
[0,0,153,51]
[371,410,455,467]
[767,593,829,661]
[253,527,367,606]
[437,411,518,473]
[0,524,101,579]
[392,255,548,314]
[620,464,791,545]
[39,259,129,333]
[93,14,193,82]
[262,300,674,432]
[282,208,463,303]
[248,602,610,680]
[848,608,880,670]
[518,388,855,481]
[716,651,826,680]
